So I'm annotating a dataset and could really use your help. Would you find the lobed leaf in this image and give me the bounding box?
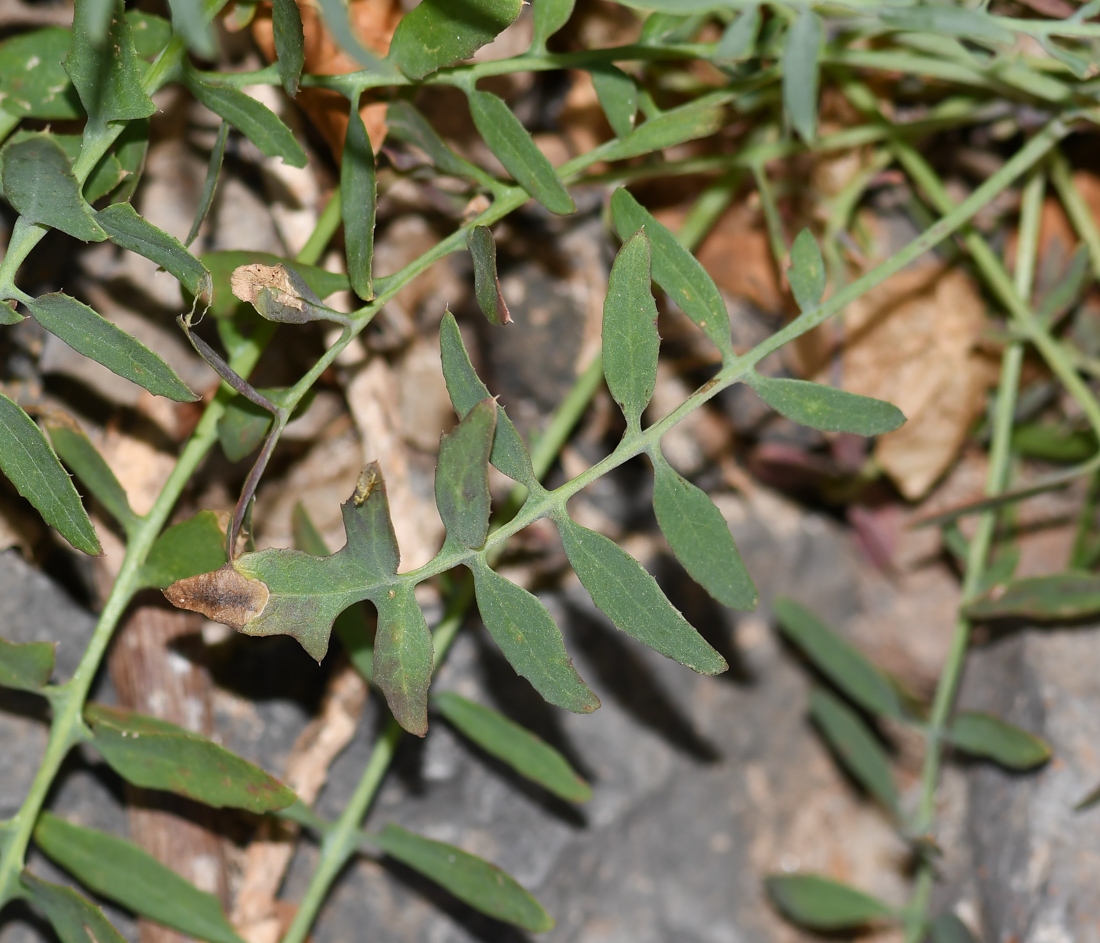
[21,872,127,943]
[610,188,730,356]
[765,873,893,930]
[713,5,760,63]
[2,135,106,242]
[467,226,511,326]
[342,107,377,301]
[602,229,659,429]
[0,392,101,556]
[600,100,725,162]
[46,423,137,534]
[374,583,434,736]
[95,202,211,298]
[468,90,575,215]
[272,0,305,96]
[26,292,197,402]
[556,514,727,675]
[773,597,903,719]
[166,0,216,57]
[651,450,756,610]
[186,73,307,168]
[34,813,245,943]
[369,824,554,932]
[138,511,227,590]
[788,228,826,312]
[964,572,1100,621]
[440,312,536,486]
[65,0,155,124]
[391,0,523,80]
[531,0,575,50]
[436,399,497,549]
[781,10,823,142]
[749,375,905,436]
[948,712,1051,770]
[590,64,637,138]
[470,556,599,713]
[809,687,898,814]
[433,691,591,801]
[387,101,488,181]
[0,638,55,692]
[0,29,82,119]
[85,703,295,812]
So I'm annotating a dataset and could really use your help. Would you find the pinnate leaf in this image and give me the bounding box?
[809,688,898,813]
[440,312,536,486]
[2,135,106,241]
[272,0,305,96]
[651,450,756,610]
[773,597,903,719]
[600,100,725,161]
[532,0,575,50]
[369,824,554,932]
[342,107,377,301]
[46,422,137,534]
[948,712,1051,770]
[964,572,1100,621]
[436,399,497,549]
[34,813,245,943]
[765,873,893,930]
[391,0,522,80]
[0,29,82,119]
[434,691,591,801]
[374,583,434,736]
[750,374,905,436]
[95,202,211,297]
[0,638,55,692]
[138,510,227,590]
[468,90,575,215]
[610,188,730,357]
[471,556,599,713]
[590,64,637,138]
[468,226,511,325]
[556,514,727,675]
[788,228,826,311]
[782,10,823,142]
[85,703,295,812]
[21,872,127,943]
[27,292,197,402]
[0,393,101,556]
[602,229,659,429]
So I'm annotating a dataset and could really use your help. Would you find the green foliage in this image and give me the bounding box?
[21,872,127,943]
[0,638,55,692]
[138,511,227,589]
[750,375,906,436]
[435,399,497,549]
[782,10,823,142]
[2,136,106,241]
[590,65,638,139]
[965,572,1100,621]
[390,0,523,80]
[0,29,82,118]
[374,583,435,736]
[765,873,893,930]
[46,424,138,535]
[271,0,305,97]
[467,226,511,325]
[809,688,898,813]
[948,712,1051,770]
[342,106,377,301]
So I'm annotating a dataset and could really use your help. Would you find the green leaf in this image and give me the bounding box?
[374,583,434,736]
[531,0,575,50]
[436,399,497,549]
[773,598,903,719]
[602,229,659,429]
[342,107,377,301]
[809,687,897,813]
[272,0,305,96]
[291,502,374,682]
[590,64,637,138]
[21,872,127,943]
[186,120,229,246]
[27,293,197,402]
[85,703,295,812]
[556,514,727,675]
[386,101,488,181]
[127,11,173,59]
[948,712,1051,770]
[0,29,82,119]
[3,131,123,205]
[368,824,554,932]
[788,228,826,311]
[1012,423,1096,464]
[781,10,823,143]
[600,100,725,162]
[217,389,278,462]
[0,300,23,325]
[166,0,216,57]
[433,691,590,801]
[95,202,211,297]
[765,873,893,930]
[2,135,106,241]
[467,226,511,326]
[749,375,905,436]
[185,73,307,168]
[316,0,396,73]
[0,393,101,556]
[930,913,979,943]
[65,0,156,124]
[610,188,730,357]
[0,637,55,692]
[470,556,599,713]
[880,7,1014,46]
[33,813,245,943]
[651,450,756,610]
[138,511,227,590]
[166,464,400,662]
[964,572,1100,621]
[201,251,349,318]
[109,118,150,204]
[714,4,760,63]
[439,311,536,486]
[46,423,137,534]
[468,90,575,216]
[390,0,523,80]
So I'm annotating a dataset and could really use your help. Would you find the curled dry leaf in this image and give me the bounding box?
[251,0,403,159]
[231,263,305,308]
[163,563,270,630]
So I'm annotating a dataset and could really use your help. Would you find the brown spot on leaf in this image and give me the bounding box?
[230,264,304,311]
[163,564,269,630]
[353,461,383,506]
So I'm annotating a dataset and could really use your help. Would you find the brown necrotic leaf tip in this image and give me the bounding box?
[164,563,269,630]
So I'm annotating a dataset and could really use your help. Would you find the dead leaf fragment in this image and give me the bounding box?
[164,564,270,630]
[230,264,303,309]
